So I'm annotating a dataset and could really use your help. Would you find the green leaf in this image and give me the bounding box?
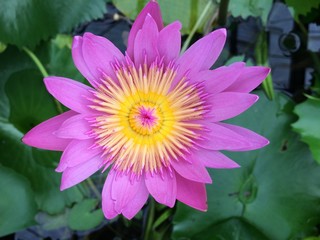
[173,92,320,239]
[113,0,218,34]
[0,45,84,216]
[0,166,37,237]
[67,199,104,231]
[0,0,107,48]
[292,99,320,163]
[227,0,273,25]
[0,42,6,53]
[285,0,320,18]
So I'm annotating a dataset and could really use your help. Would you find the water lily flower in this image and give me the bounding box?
[23,0,270,219]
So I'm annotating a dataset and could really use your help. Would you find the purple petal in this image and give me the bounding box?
[219,123,269,151]
[225,66,271,93]
[121,183,149,220]
[44,77,95,113]
[111,171,144,214]
[127,0,163,59]
[56,139,101,172]
[174,28,227,85]
[102,169,118,219]
[60,155,102,190]
[170,157,212,184]
[82,32,125,86]
[190,148,240,168]
[192,63,245,94]
[22,111,76,151]
[206,92,258,121]
[197,122,255,150]
[134,14,159,66]
[157,21,182,64]
[72,36,96,87]
[176,173,207,211]
[54,114,91,139]
[145,168,176,207]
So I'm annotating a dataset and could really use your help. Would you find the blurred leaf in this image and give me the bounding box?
[52,34,73,49]
[256,31,274,100]
[0,0,107,48]
[68,199,104,231]
[113,0,218,34]
[292,99,320,163]
[0,46,84,216]
[227,0,273,25]
[0,166,37,237]
[0,42,6,53]
[285,0,320,18]
[173,91,320,239]
[47,37,85,83]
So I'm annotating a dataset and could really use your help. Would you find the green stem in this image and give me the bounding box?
[143,198,155,240]
[86,177,101,200]
[217,0,229,26]
[22,46,63,114]
[255,30,274,100]
[181,0,213,53]
[22,47,49,77]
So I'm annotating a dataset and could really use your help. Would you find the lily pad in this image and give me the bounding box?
[292,99,320,163]
[0,166,37,237]
[113,0,218,34]
[68,199,104,231]
[173,92,320,239]
[0,0,107,48]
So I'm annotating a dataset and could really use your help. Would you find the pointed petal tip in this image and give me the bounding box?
[72,35,82,48]
[216,28,227,36]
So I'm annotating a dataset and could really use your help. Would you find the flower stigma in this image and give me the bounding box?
[89,58,205,175]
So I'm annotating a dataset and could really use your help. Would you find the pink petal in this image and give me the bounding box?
[190,148,240,168]
[121,183,149,220]
[102,169,118,219]
[111,171,144,214]
[44,77,94,113]
[145,168,176,207]
[192,63,245,94]
[173,28,227,85]
[54,114,91,139]
[207,92,258,122]
[56,139,101,172]
[219,123,269,151]
[127,0,163,59]
[176,173,207,211]
[72,36,96,88]
[22,111,76,151]
[134,14,159,67]
[197,122,255,150]
[60,155,102,190]
[157,21,182,64]
[170,157,212,184]
[225,66,271,93]
[82,33,124,86]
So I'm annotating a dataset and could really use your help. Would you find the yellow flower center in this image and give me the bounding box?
[90,61,204,174]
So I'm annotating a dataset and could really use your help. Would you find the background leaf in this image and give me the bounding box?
[68,199,104,231]
[285,0,320,18]
[227,0,273,25]
[173,92,320,239]
[0,166,37,237]
[0,44,85,235]
[292,99,320,163]
[113,0,218,34]
[0,0,107,48]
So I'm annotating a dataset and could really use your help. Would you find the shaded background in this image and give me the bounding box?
[1,0,320,239]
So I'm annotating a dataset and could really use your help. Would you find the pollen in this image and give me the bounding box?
[89,58,205,175]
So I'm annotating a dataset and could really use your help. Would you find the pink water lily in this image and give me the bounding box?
[23,0,270,219]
